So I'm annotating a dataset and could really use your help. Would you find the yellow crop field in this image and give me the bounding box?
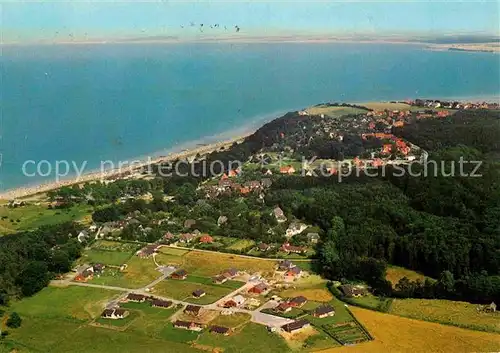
[323,307,500,353]
[182,251,276,276]
[357,102,413,111]
[280,288,333,302]
[385,266,428,287]
[389,298,500,333]
[306,105,367,118]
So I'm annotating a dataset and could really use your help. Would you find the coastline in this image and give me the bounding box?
[0,134,249,201]
[0,107,289,201]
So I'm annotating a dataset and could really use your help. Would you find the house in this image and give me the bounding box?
[199,234,214,244]
[184,305,202,316]
[245,180,261,190]
[163,232,176,242]
[261,178,273,188]
[184,219,196,229]
[93,263,105,274]
[228,169,239,178]
[281,243,306,254]
[77,230,90,243]
[223,295,245,308]
[313,305,335,318]
[289,296,307,308]
[136,244,159,258]
[382,144,393,154]
[339,285,368,298]
[276,303,292,313]
[179,233,195,243]
[284,266,302,280]
[126,293,147,302]
[280,165,296,174]
[273,207,287,223]
[173,320,203,331]
[248,283,268,295]
[277,260,295,271]
[217,215,228,226]
[192,289,206,298]
[281,319,310,333]
[210,325,231,336]
[151,299,173,309]
[306,233,320,244]
[261,168,273,176]
[285,222,308,238]
[222,268,238,278]
[171,269,188,280]
[485,302,497,313]
[101,308,129,320]
[258,243,271,252]
[213,275,228,284]
[230,295,245,306]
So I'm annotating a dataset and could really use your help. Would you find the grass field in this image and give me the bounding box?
[279,287,333,303]
[209,312,251,328]
[0,203,92,234]
[121,301,181,338]
[181,251,276,277]
[89,256,162,288]
[328,307,500,353]
[195,323,289,353]
[385,266,429,287]
[227,239,256,251]
[389,298,500,333]
[153,278,235,305]
[7,286,118,321]
[81,249,134,266]
[306,105,367,118]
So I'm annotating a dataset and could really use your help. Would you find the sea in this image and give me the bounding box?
[1,42,499,191]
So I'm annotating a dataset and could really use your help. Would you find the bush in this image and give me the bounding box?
[6,312,22,328]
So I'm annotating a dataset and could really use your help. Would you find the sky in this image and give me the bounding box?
[1,1,499,42]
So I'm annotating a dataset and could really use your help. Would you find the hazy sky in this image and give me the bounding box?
[2,1,499,42]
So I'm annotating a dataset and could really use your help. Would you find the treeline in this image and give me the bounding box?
[393,109,500,154]
[0,222,83,304]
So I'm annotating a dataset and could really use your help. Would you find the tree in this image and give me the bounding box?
[6,312,22,328]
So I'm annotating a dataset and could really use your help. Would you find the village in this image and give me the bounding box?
[51,240,373,351]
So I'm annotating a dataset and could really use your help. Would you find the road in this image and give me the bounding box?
[51,267,293,329]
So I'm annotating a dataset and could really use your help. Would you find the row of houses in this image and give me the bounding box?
[124,293,174,308]
[173,321,232,335]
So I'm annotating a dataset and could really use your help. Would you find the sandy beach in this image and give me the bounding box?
[0,134,248,201]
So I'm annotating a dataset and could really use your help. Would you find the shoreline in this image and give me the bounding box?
[0,107,288,201]
[0,134,249,201]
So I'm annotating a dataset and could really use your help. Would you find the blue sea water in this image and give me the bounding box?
[1,42,499,191]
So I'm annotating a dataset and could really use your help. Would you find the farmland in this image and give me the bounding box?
[305,105,368,118]
[385,266,429,287]
[6,286,118,321]
[389,298,500,333]
[329,307,500,353]
[181,250,276,277]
